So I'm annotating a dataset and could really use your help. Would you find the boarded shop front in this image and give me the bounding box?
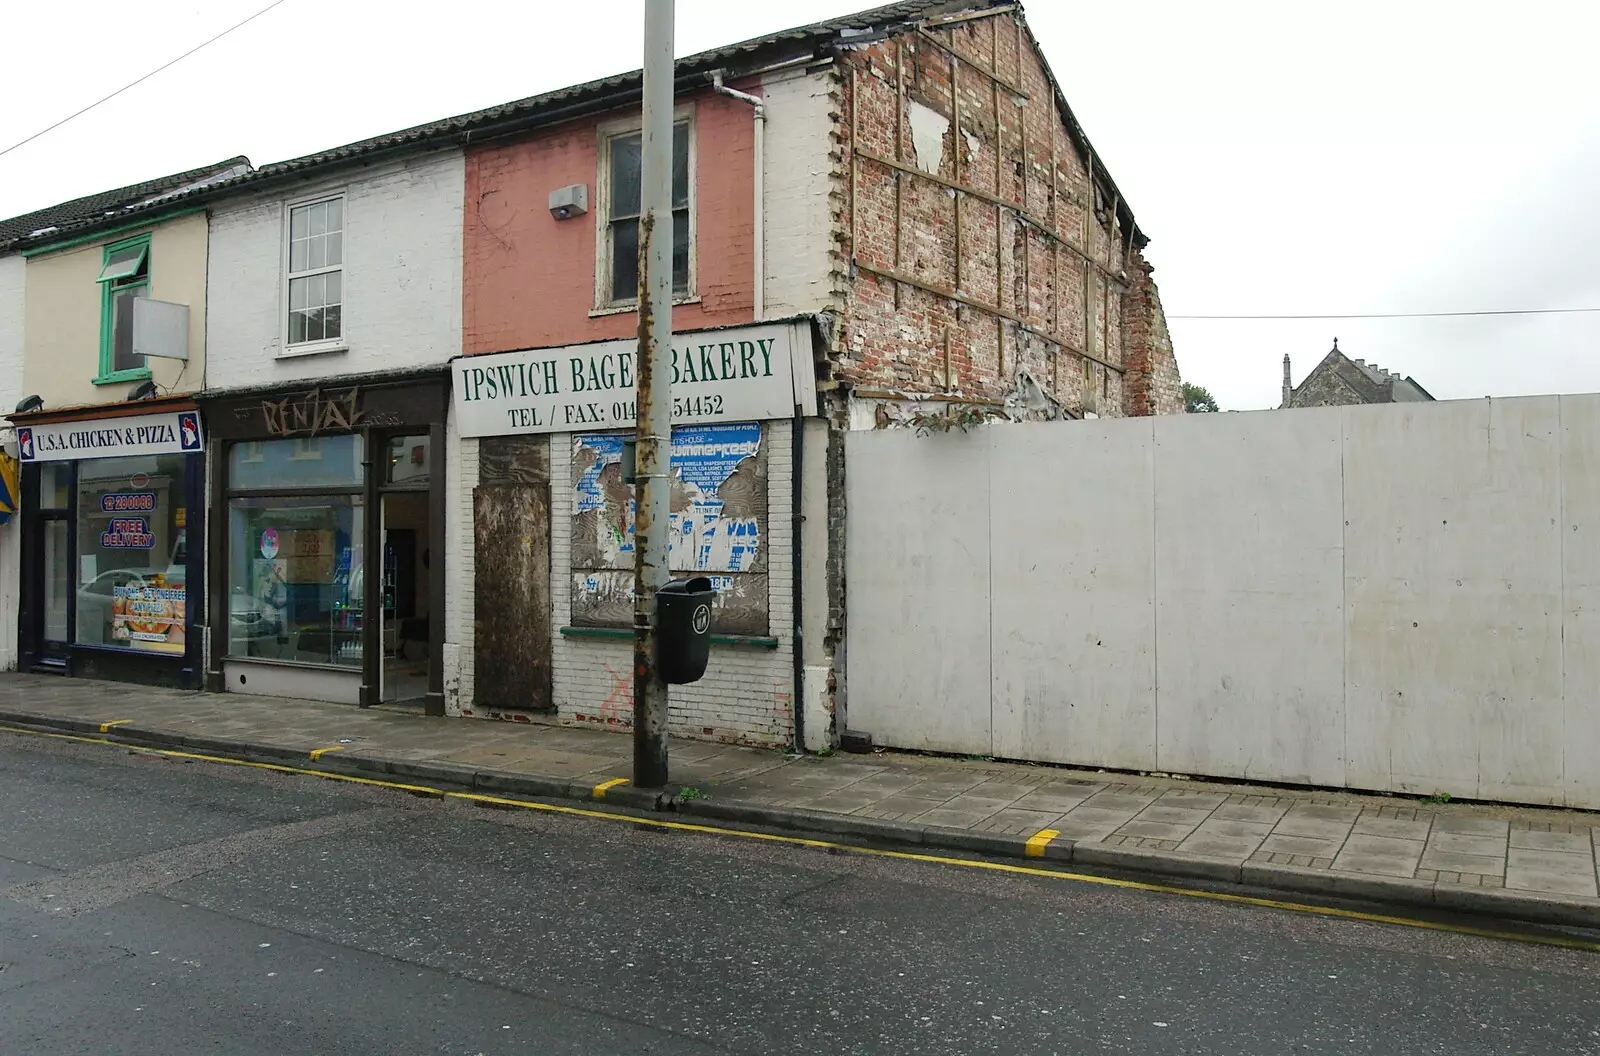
[450,318,817,744]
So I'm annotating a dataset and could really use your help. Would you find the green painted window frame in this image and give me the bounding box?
[95,233,153,386]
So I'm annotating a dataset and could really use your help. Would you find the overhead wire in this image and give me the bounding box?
[1171,307,1600,320]
[0,0,292,161]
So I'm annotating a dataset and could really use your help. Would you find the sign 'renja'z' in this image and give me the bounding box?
[261,387,366,438]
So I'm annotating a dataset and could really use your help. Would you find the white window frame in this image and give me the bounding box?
[593,105,697,313]
[280,191,347,358]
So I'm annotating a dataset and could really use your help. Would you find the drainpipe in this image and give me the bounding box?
[711,70,765,320]
[790,405,804,753]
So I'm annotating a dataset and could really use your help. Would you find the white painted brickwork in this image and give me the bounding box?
[443,409,478,715]
[761,67,839,319]
[479,419,796,746]
[205,151,465,388]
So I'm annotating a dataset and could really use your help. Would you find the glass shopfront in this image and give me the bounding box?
[225,437,365,668]
[75,454,189,653]
[13,404,206,687]
[199,371,449,711]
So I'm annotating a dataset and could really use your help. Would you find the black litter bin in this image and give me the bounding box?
[655,576,716,684]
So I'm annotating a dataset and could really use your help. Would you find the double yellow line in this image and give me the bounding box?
[4,721,1597,954]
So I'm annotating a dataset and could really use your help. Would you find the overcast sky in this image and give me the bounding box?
[3,0,1596,410]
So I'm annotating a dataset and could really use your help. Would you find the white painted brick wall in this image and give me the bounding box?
[455,420,797,746]
[0,253,23,671]
[205,151,465,388]
[762,67,839,320]
[444,407,478,715]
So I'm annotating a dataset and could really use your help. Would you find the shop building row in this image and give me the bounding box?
[0,0,1182,749]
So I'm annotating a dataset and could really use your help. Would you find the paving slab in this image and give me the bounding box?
[1433,816,1511,838]
[1419,849,1506,877]
[1332,833,1424,878]
[1211,801,1291,825]
[976,808,1064,835]
[1114,818,1206,842]
[1509,828,1592,854]
[1351,813,1433,841]
[1428,830,1507,857]
[1177,819,1273,859]
[1257,833,1345,859]
[1505,849,1599,897]
[1274,813,1358,841]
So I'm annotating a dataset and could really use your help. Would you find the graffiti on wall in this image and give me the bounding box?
[261,387,367,437]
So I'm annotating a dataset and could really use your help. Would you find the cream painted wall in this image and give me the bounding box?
[0,252,23,671]
[23,211,208,410]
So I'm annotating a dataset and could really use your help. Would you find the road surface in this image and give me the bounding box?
[2,729,1597,1055]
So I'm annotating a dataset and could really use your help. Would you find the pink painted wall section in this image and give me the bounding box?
[464,90,758,356]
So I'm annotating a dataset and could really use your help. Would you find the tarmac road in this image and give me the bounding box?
[2,729,1598,1055]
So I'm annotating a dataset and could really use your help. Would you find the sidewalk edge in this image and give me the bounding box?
[5,707,1598,931]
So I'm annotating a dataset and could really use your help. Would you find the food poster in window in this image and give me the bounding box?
[77,455,188,654]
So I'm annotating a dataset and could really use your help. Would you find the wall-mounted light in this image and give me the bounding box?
[127,381,159,401]
[13,395,42,414]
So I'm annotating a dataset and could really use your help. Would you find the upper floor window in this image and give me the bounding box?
[97,234,151,383]
[286,195,344,350]
[598,120,691,308]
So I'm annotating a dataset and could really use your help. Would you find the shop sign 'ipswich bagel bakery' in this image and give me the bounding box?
[451,321,816,438]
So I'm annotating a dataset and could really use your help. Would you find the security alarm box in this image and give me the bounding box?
[548,184,589,220]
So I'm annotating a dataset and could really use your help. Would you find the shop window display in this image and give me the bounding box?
[226,436,365,667]
[75,454,189,653]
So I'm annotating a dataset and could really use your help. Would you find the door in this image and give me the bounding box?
[25,462,75,670]
[39,516,71,666]
[378,490,427,705]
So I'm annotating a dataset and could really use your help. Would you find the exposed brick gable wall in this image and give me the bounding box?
[829,10,1180,418]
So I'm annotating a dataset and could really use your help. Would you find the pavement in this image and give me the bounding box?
[3,673,1600,930]
[6,728,1600,1055]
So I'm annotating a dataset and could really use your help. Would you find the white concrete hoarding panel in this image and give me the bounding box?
[990,420,1157,770]
[845,427,991,753]
[1153,408,1346,786]
[1559,394,1600,807]
[1343,398,1564,804]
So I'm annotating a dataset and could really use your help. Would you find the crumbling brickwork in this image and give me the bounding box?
[1123,253,1183,416]
[829,8,1179,418]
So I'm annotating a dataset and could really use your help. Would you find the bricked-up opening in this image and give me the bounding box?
[833,7,1181,418]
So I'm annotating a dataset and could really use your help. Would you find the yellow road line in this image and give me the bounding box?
[2,721,1596,953]
[308,745,344,761]
[1025,828,1061,857]
[99,719,132,733]
[592,777,630,798]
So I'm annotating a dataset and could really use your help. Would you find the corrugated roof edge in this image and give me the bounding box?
[11,0,1144,252]
[0,155,252,253]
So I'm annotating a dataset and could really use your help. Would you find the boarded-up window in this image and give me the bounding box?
[570,422,768,634]
[475,435,552,711]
